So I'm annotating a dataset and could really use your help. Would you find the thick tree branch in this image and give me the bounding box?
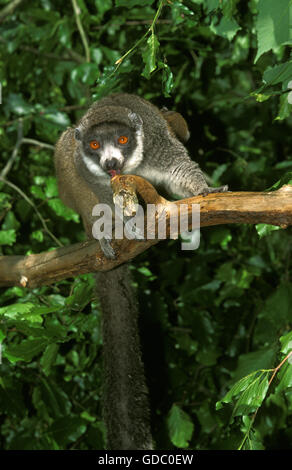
[0,176,291,288]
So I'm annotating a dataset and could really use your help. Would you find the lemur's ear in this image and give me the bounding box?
[128,112,143,129]
[75,128,82,141]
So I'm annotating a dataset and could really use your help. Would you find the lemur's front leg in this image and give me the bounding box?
[162,160,228,199]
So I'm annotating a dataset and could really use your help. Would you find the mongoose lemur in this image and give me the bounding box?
[54,93,228,449]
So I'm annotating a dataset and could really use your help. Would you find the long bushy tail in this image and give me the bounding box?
[95,264,153,450]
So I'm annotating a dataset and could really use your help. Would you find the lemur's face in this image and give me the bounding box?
[75,122,142,178]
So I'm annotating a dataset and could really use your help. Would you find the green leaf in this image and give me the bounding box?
[232,373,269,418]
[0,229,16,245]
[0,192,12,210]
[26,8,60,22]
[210,227,232,248]
[265,172,292,191]
[0,302,35,318]
[71,63,99,85]
[0,330,6,343]
[196,402,217,433]
[221,0,240,19]
[255,224,281,238]
[253,93,271,103]
[276,362,292,392]
[0,302,62,324]
[30,185,46,200]
[66,280,94,309]
[216,372,259,409]
[280,331,292,354]
[57,19,72,47]
[43,111,70,127]
[263,62,292,88]
[142,33,160,79]
[217,371,269,419]
[196,345,220,366]
[210,15,241,41]
[80,411,96,422]
[2,211,20,231]
[167,404,194,448]
[49,416,87,446]
[6,338,49,362]
[93,65,120,100]
[204,0,220,14]
[91,48,103,65]
[274,161,292,169]
[48,198,80,222]
[255,0,292,62]
[137,266,153,277]
[160,62,174,97]
[275,93,292,121]
[32,305,64,316]
[6,93,34,115]
[0,377,25,417]
[31,230,44,242]
[233,347,277,383]
[36,378,72,419]
[44,177,59,198]
[40,344,59,376]
[258,283,292,328]
[171,0,196,24]
[94,0,113,20]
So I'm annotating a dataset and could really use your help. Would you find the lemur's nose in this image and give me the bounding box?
[104,158,119,170]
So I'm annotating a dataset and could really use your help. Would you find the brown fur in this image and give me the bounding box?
[54,99,155,450]
[54,94,225,450]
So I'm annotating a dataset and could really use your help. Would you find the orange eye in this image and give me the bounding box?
[90,140,100,149]
[118,136,128,145]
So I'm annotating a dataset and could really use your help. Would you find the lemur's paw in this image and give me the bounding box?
[199,185,229,197]
[124,216,145,241]
[100,238,116,260]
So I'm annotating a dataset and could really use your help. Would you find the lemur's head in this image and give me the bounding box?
[75,108,143,179]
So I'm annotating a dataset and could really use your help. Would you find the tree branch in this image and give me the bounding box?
[0,177,63,247]
[0,0,24,22]
[0,38,85,64]
[71,0,90,63]
[0,175,291,288]
[21,138,55,150]
[1,119,23,179]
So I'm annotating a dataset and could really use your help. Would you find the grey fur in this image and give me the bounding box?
[75,93,226,204]
[73,93,227,256]
[54,93,227,451]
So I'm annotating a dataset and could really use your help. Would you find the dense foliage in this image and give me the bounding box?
[0,0,292,450]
